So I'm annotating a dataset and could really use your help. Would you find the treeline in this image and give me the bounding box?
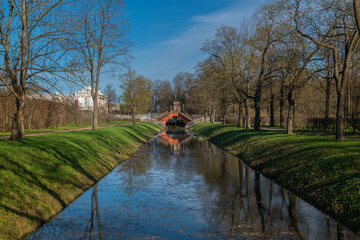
[153,0,360,141]
[0,92,110,132]
[0,0,130,140]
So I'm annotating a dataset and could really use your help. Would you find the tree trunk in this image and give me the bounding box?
[325,78,331,123]
[270,92,275,127]
[335,67,350,141]
[17,94,25,139]
[287,90,295,135]
[92,96,98,130]
[10,115,18,140]
[132,104,136,124]
[336,90,344,141]
[211,108,216,124]
[205,109,208,123]
[244,98,251,129]
[12,0,27,140]
[347,85,351,119]
[254,83,262,130]
[222,110,226,125]
[280,85,285,128]
[237,102,242,128]
[10,94,25,140]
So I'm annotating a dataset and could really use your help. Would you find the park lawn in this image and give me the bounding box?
[0,120,131,137]
[190,123,360,235]
[262,125,360,137]
[0,123,162,240]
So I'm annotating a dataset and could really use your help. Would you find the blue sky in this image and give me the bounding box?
[101,0,266,91]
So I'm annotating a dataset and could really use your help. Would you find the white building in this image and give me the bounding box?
[74,86,107,111]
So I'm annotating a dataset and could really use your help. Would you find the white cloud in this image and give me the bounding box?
[132,0,266,81]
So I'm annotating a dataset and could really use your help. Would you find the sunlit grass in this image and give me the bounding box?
[261,124,360,136]
[0,120,131,137]
[191,123,360,235]
[0,123,162,239]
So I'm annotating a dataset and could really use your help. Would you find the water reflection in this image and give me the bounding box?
[86,184,102,240]
[30,129,360,240]
[159,129,191,154]
[117,154,152,196]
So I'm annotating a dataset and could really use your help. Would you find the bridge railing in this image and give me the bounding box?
[156,111,171,121]
[186,118,203,128]
[179,112,192,121]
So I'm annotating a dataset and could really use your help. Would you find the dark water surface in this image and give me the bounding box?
[30,129,360,240]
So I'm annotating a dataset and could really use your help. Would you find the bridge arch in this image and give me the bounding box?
[159,112,192,126]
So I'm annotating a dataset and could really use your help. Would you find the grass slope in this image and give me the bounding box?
[0,123,162,240]
[0,120,131,137]
[190,123,360,234]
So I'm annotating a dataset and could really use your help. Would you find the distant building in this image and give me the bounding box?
[74,86,107,111]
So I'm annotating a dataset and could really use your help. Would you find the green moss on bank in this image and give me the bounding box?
[190,123,360,235]
[0,123,162,240]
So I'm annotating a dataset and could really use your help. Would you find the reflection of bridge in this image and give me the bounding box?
[159,130,193,154]
[160,130,191,145]
[156,111,193,126]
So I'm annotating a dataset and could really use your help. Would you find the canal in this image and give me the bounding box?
[30,129,360,239]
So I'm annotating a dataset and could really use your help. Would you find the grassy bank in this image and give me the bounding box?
[190,123,360,234]
[0,120,131,137]
[0,123,162,240]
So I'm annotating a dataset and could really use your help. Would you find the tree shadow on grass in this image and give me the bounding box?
[208,129,283,150]
[1,156,67,208]
[20,136,99,183]
[191,124,230,138]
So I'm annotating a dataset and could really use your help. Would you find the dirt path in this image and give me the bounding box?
[0,124,129,140]
[260,127,360,140]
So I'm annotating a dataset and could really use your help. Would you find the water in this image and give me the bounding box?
[30,129,360,240]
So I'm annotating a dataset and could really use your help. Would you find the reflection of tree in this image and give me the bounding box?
[117,155,152,196]
[183,138,346,239]
[288,194,304,240]
[338,225,345,240]
[255,172,265,234]
[84,183,102,240]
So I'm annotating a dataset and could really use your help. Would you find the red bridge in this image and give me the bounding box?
[157,111,193,126]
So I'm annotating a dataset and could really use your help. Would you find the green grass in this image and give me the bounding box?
[261,124,360,136]
[190,123,360,235]
[0,121,131,137]
[0,123,162,240]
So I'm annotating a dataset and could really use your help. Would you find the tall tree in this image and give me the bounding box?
[251,1,287,130]
[73,0,130,130]
[196,59,220,123]
[103,84,117,116]
[120,69,153,124]
[151,79,173,112]
[294,0,360,141]
[279,30,320,134]
[201,26,243,125]
[173,72,195,112]
[0,0,72,140]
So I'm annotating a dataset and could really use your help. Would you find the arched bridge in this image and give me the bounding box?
[156,111,193,126]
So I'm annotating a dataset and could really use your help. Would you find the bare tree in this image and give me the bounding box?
[173,72,195,112]
[72,0,130,130]
[196,59,220,124]
[201,26,244,125]
[0,0,74,140]
[294,0,360,141]
[251,1,288,130]
[103,84,117,117]
[151,79,174,112]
